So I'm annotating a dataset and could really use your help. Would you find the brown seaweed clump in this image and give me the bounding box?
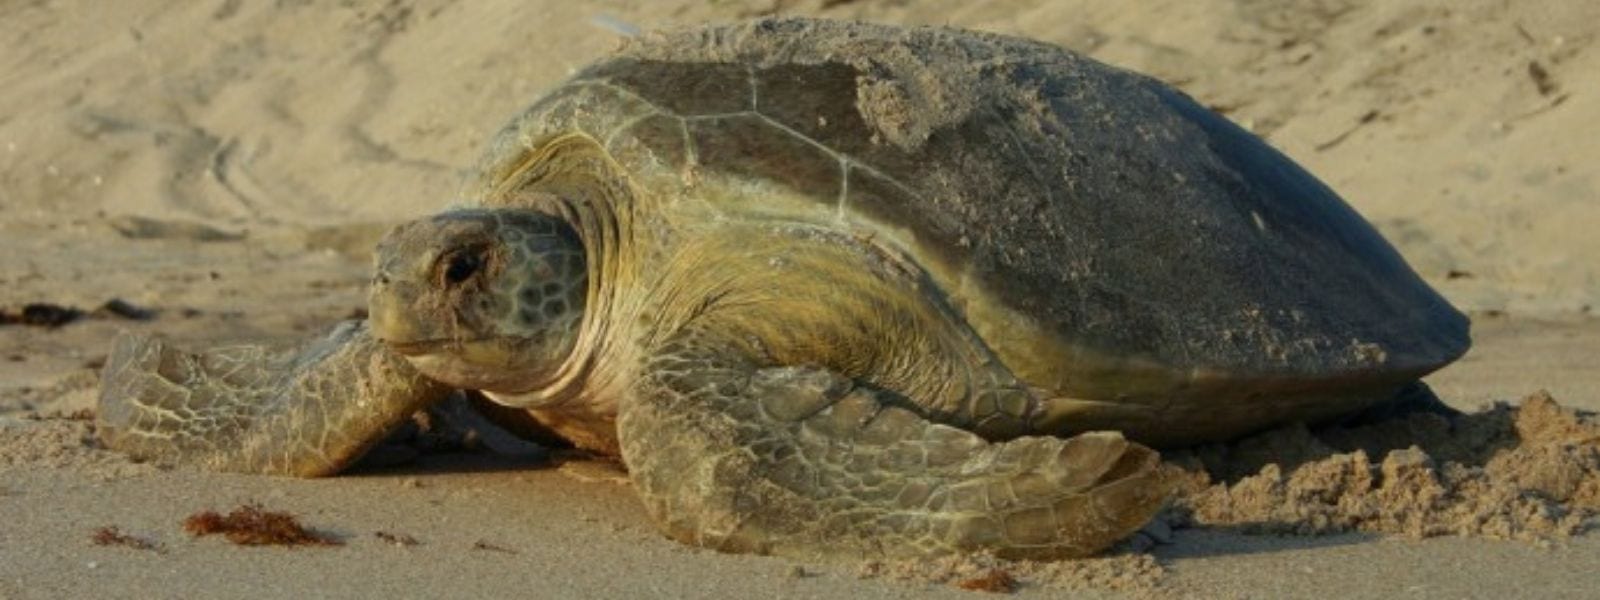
[91,526,162,551]
[955,567,1019,593]
[183,504,342,547]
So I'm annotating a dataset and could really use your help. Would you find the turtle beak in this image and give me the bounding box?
[368,274,428,352]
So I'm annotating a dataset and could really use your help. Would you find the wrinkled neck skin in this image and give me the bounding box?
[477,187,651,414]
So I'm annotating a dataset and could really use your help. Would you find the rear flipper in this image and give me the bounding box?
[621,339,1172,559]
[96,321,452,476]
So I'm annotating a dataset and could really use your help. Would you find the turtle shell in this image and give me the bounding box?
[467,18,1469,434]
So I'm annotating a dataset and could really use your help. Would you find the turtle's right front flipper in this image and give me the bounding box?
[97,321,451,477]
[621,328,1173,559]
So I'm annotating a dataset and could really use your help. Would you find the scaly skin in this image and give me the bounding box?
[624,327,1169,560]
[97,321,450,476]
[599,215,1170,559]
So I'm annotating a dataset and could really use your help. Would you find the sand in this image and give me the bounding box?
[3,1,1599,598]
[1172,391,1599,542]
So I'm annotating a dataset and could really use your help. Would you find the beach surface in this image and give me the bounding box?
[3,1,1597,597]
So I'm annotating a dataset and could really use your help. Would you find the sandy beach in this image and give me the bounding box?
[3,1,1598,597]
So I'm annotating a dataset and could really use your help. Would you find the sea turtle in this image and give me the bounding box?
[96,18,1470,559]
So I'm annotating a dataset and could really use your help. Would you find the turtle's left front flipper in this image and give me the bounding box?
[97,321,451,476]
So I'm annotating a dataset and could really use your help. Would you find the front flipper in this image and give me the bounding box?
[621,336,1172,560]
[97,321,451,476]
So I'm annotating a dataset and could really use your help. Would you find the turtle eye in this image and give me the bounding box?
[441,249,483,285]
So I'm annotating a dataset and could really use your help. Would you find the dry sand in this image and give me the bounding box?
[3,1,1598,598]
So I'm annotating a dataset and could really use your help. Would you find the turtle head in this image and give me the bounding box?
[368,208,587,392]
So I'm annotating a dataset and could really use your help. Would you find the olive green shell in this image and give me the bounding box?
[467,19,1468,407]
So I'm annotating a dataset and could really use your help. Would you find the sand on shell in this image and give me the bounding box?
[5,0,1600,598]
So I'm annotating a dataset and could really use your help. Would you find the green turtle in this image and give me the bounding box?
[95,18,1470,559]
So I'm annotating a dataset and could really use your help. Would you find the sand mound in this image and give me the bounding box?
[1168,391,1600,542]
[0,416,153,478]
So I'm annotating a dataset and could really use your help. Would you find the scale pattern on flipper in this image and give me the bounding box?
[621,329,1171,559]
[97,321,450,476]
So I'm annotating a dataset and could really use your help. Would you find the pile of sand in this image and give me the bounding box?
[0,415,151,478]
[1170,391,1599,542]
